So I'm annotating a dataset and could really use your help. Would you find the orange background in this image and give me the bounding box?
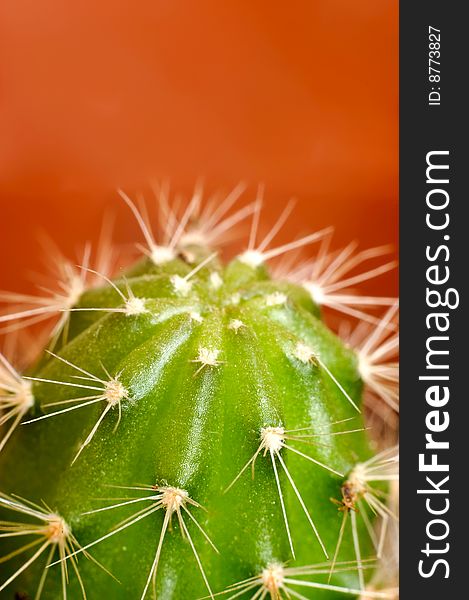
[0,1,398,297]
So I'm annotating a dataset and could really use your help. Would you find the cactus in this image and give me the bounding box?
[0,189,398,599]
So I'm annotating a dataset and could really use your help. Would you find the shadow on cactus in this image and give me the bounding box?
[0,186,399,599]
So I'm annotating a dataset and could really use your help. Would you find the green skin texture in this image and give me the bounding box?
[0,254,373,599]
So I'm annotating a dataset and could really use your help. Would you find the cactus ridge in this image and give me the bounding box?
[0,189,399,599]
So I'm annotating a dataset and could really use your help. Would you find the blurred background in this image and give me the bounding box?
[0,0,398,297]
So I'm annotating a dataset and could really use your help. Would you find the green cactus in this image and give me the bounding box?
[0,191,398,599]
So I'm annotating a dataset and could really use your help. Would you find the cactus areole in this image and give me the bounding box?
[0,200,396,599]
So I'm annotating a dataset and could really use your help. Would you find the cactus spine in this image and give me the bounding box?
[0,190,398,599]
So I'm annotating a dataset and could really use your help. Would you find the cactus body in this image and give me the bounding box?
[0,205,397,599]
